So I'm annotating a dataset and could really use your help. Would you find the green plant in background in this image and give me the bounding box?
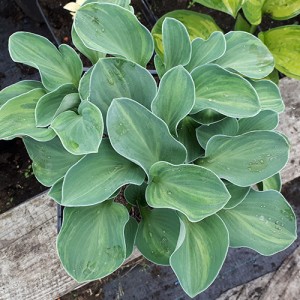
[152,0,300,81]
[0,1,297,298]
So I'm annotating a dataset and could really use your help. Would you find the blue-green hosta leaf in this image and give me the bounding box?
[197,131,289,186]
[215,31,274,79]
[177,116,204,163]
[196,117,239,149]
[259,26,300,80]
[78,67,93,101]
[0,80,44,107]
[154,55,166,78]
[84,0,133,12]
[74,3,153,66]
[194,0,243,17]
[124,182,147,207]
[124,217,138,259]
[218,189,297,255]
[263,0,300,20]
[9,32,82,91]
[62,139,145,206]
[249,79,284,113]
[185,32,226,72]
[71,25,105,65]
[35,84,78,127]
[223,182,250,209]
[151,66,195,135]
[190,109,226,125]
[57,200,129,282]
[0,89,55,142]
[48,178,63,204]
[107,98,187,175]
[152,10,221,58]
[237,110,278,134]
[90,58,157,125]
[191,64,260,117]
[135,208,180,265]
[146,162,230,222]
[23,137,82,186]
[160,18,191,73]
[51,101,103,155]
[170,214,229,298]
[242,0,265,25]
[258,173,282,192]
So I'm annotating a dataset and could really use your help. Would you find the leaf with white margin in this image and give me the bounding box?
[35,84,78,127]
[135,208,180,265]
[51,101,103,155]
[218,189,297,255]
[170,214,229,298]
[0,89,55,142]
[151,66,195,135]
[215,31,274,79]
[90,58,157,125]
[190,109,226,125]
[196,117,239,149]
[124,217,138,259]
[107,98,187,175]
[154,55,166,78]
[71,25,105,65]
[62,139,145,206]
[237,110,278,135]
[191,64,260,117]
[78,66,93,101]
[57,200,129,282]
[160,18,191,73]
[146,162,230,222]
[196,131,289,187]
[185,32,226,72]
[74,3,153,66]
[249,79,284,113]
[223,181,250,209]
[9,32,82,91]
[0,80,44,107]
[23,137,82,186]
[177,116,204,163]
[258,173,282,192]
[84,0,133,12]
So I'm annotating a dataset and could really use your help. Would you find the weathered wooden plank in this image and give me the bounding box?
[0,78,299,300]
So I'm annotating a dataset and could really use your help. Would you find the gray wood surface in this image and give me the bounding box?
[0,78,299,300]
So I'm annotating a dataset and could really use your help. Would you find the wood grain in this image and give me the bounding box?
[0,78,299,300]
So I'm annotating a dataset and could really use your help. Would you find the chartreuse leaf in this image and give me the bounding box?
[152,10,221,58]
[78,66,93,101]
[170,214,229,298]
[9,32,82,91]
[196,117,239,149]
[23,137,82,187]
[107,98,187,175]
[234,13,251,32]
[124,182,147,207]
[62,139,145,206]
[191,64,260,117]
[218,189,297,255]
[258,173,282,192]
[35,84,78,127]
[124,217,138,259]
[263,0,300,20]
[160,18,191,73]
[48,178,63,204]
[185,32,226,72]
[71,25,105,65]
[191,109,226,125]
[196,131,289,187]
[51,101,103,155]
[57,200,129,282]
[90,58,157,124]
[259,26,300,80]
[151,66,195,135]
[74,3,153,66]
[249,80,284,113]
[0,80,44,107]
[223,182,250,209]
[0,89,55,142]
[146,162,230,222]
[242,0,265,25]
[177,116,204,163]
[194,0,243,17]
[216,31,274,79]
[237,110,278,134]
[135,208,180,265]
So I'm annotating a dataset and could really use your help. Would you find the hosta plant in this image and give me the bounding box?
[0,1,297,298]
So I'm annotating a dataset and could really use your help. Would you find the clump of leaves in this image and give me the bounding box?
[0,1,297,297]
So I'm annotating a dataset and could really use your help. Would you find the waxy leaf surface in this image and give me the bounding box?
[263,0,300,20]
[242,0,265,25]
[223,182,250,209]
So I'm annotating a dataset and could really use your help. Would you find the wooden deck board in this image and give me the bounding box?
[0,78,299,300]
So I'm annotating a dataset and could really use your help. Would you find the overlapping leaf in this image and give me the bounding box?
[263,0,300,20]
[242,0,265,25]
[223,182,250,209]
